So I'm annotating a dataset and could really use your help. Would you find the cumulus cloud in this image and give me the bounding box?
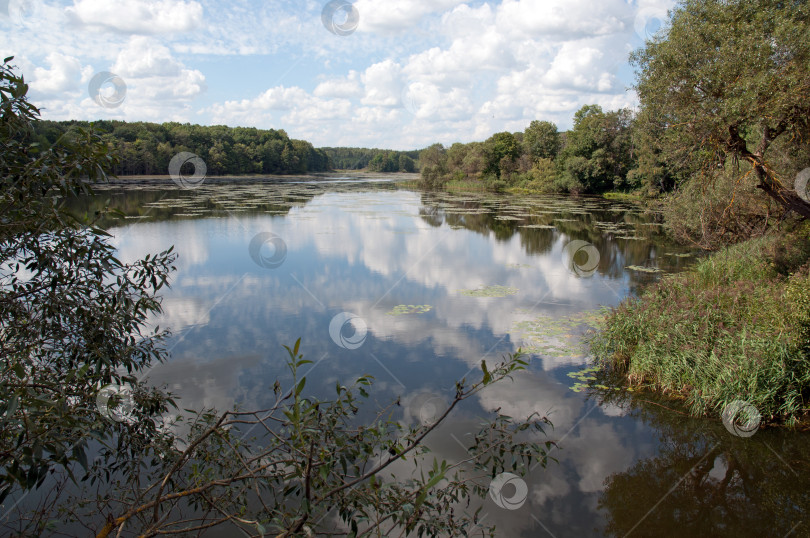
[353,0,466,33]
[360,59,402,107]
[193,0,662,147]
[67,0,204,35]
[496,0,629,38]
[313,71,362,98]
[3,0,678,147]
[209,85,353,131]
[29,52,87,96]
[77,36,206,120]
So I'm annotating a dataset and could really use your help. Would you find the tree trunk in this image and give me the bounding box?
[750,160,810,219]
[727,125,810,219]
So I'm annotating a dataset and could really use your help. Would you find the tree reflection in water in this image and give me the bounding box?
[596,390,810,537]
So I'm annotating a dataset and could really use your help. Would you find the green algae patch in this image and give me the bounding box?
[625,265,664,273]
[511,309,607,364]
[387,305,433,316]
[459,285,518,298]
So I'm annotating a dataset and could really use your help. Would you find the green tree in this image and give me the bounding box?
[632,0,810,217]
[523,120,560,162]
[281,142,299,172]
[559,105,635,193]
[371,153,384,170]
[398,153,416,172]
[461,142,487,179]
[32,119,332,177]
[92,343,552,537]
[484,131,521,179]
[0,58,176,503]
[419,143,449,189]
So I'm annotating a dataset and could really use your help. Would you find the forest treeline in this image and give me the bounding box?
[32,120,331,176]
[33,120,424,177]
[418,107,644,195]
[320,147,419,172]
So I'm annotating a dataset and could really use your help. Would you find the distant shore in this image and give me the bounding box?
[102,171,421,184]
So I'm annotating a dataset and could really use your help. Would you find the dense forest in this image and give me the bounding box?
[32,120,331,176]
[33,121,424,177]
[320,147,419,172]
[419,95,807,248]
[418,107,637,195]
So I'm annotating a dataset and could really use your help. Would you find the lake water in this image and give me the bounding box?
[77,176,809,537]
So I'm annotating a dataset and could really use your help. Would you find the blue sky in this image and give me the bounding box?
[1,0,674,150]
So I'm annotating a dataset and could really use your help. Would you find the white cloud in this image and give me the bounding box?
[543,42,614,91]
[496,0,628,38]
[313,71,362,98]
[67,0,204,35]
[71,36,208,121]
[111,36,186,78]
[360,59,402,107]
[354,0,466,33]
[3,0,678,147]
[30,52,85,96]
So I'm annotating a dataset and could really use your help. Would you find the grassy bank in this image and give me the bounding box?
[590,223,810,426]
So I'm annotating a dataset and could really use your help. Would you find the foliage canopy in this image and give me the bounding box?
[632,0,810,217]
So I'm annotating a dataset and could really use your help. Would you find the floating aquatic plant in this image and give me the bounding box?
[386,305,433,316]
[511,309,607,364]
[567,365,633,394]
[567,365,601,392]
[625,265,664,273]
[459,285,518,298]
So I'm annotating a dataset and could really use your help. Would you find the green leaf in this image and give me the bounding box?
[295,377,306,397]
[481,360,491,384]
[413,465,447,514]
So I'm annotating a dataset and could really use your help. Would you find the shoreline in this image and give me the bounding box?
[100,171,421,185]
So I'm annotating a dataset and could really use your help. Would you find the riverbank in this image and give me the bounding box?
[423,177,646,200]
[590,222,810,427]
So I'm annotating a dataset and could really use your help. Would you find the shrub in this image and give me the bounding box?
[661,167,785,249]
